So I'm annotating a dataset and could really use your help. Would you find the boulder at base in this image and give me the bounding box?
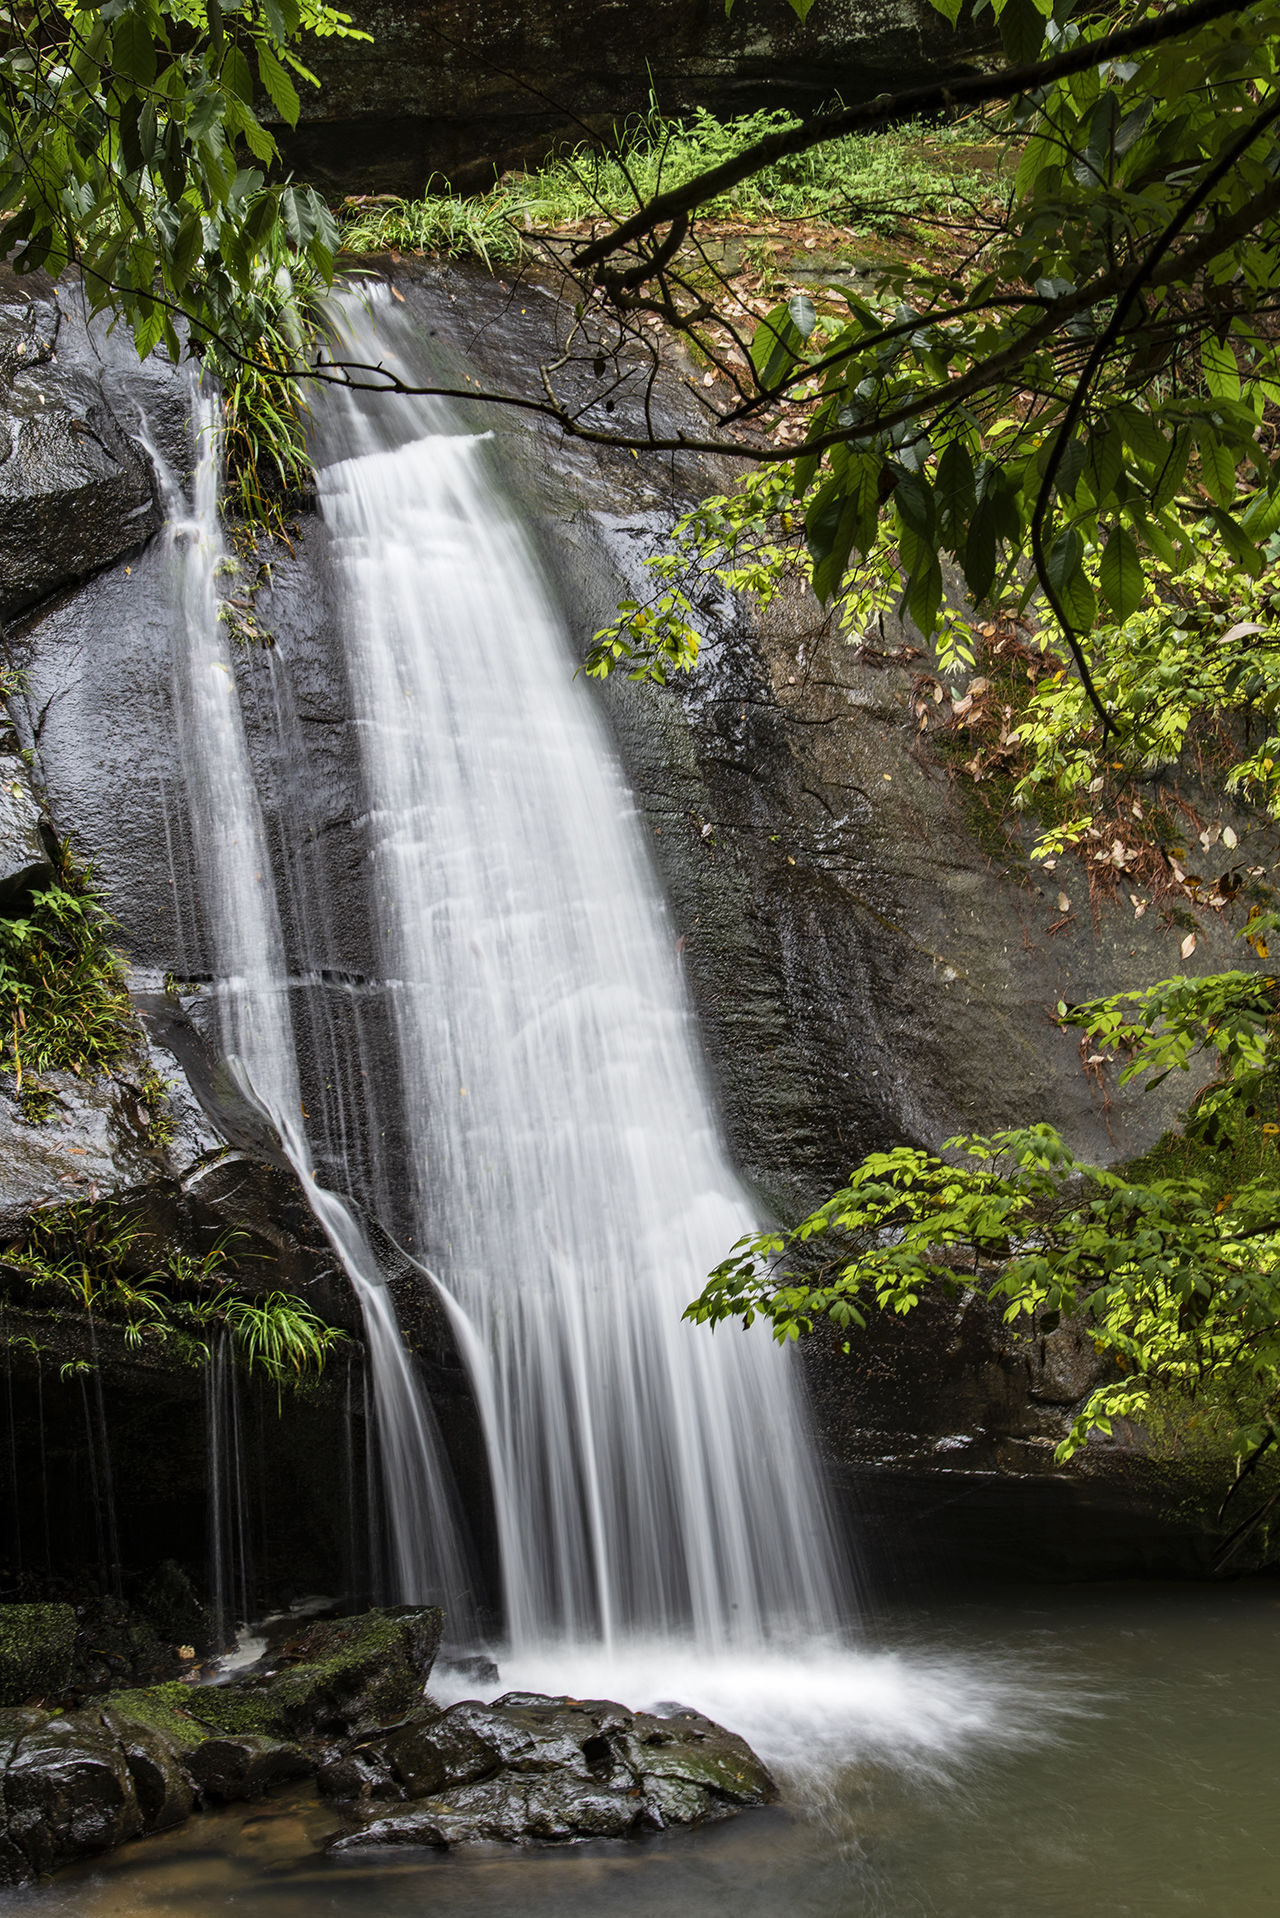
[327,1692,777,1848]
[0,1606,444,1883]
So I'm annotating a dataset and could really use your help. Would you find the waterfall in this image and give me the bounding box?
[157,393,476,1627]
[205,1330,253,1639]
[310,288,848,1651]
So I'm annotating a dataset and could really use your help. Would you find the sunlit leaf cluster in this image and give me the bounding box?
[0,0,360,364]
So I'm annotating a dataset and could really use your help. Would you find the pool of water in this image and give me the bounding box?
[10,1579,1279,1918]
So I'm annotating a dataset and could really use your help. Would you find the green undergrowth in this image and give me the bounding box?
[1125,1072,1280,1206]
[0,842,183,1146]
[0,1200,344,1393]
[0,1604,75,1704]
[204,246,320,537]
[0,848,133,1086]
[224,111,999,535]
[1090,1083,1280,1472]
[337,106,1002,261]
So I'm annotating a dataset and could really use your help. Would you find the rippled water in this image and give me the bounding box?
[12,1580,1279,1918]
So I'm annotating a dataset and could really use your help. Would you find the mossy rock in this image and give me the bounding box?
[0,1604,76,1706]
[194,1607,443,1738]
[104,1608,444,1746]
[98,1682,208,1754]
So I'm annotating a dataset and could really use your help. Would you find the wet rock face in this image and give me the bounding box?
[0,1621,775,1880]
[169,1606,447,1741]
[1,1710,143,1878]
[185,1733,313,1804]
[0,1607,447,1882]
[283,0,985,196]
[327,1692,777,1848]
[0,752,52,903]
[100,1709,195,1830]
[1,257,1262,1582]
[0,272,163,620]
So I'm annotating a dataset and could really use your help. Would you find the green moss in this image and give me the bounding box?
[104,1608,444,1746]
[136,1064,178,1152]
[0,1603,76,1705]
[103,1682,210,1753]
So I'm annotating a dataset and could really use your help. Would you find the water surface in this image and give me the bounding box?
[16,1579,1278,1918]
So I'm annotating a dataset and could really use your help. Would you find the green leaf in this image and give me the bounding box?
[1112,404,1168,473]
[805,455,878,602]
[1150,428,1191,512]
[903,538,943,637]
[1015,123,1062,203]
[257,43,302,125]
[1099,523,1143,623]
[1082,426,1123,507]
[169,206,203,286]
[111,10,157,87]
[936,436,976,553]
[787,292,817,339]
[1203,336,1242,403]
[1045,525,1097,630]
[221,45,254,104]
[186,85,226,143]
[996,0,1049,65]
[1197,428,1238,508]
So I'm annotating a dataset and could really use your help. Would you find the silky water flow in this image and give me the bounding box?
[310,287,849,1661]
[135,302,1063,1808]
[156,390,475,1629]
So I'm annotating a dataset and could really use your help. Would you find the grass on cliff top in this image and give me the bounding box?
[337,105,1006,265]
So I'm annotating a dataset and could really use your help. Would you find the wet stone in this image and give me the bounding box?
[330,1690,775,1850]
[101,1708,195,1831]
[4,1711,142,1876]
[382,1705,500,1797]
[185,1733,313,1804]
[316,1748,400,1802]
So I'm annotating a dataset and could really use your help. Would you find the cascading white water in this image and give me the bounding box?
[157,392,475,1626]
[312,289,848,1652]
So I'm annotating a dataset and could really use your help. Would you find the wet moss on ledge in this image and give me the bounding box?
[0,1603,76,1705]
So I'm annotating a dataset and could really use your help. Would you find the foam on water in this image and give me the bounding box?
[432,1636,1058,1788]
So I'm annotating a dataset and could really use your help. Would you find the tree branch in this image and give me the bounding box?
[1028,91,1280,739]
[573,0,1258,276]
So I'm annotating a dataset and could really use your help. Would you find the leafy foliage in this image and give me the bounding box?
[690,953,1280,1475]
[572,0,1280,709]
[585,466,799,681]
[338,108,986,267]
[1008,537,1280,845]
[213,247,319,529]
[0,0,360,364]
[0,851,134,1085]
[1,1201,344,1390]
